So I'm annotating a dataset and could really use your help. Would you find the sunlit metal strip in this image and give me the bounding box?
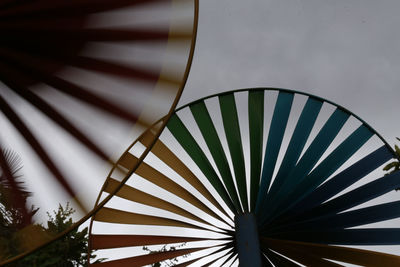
[139,129,234,223]
[91,234,209,250]
[175,243,235,267]
[117,153,229,227]
[104,178,218,228]
[94,207,207,230]
[91,247,203,267]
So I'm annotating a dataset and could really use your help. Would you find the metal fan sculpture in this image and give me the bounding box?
[89,88,400,266]
[0,0,198,263]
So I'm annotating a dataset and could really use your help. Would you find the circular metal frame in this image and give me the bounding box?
[0,0,199,264]
[88,87,400,266]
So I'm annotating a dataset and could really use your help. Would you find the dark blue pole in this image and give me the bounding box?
[235,213,262,266]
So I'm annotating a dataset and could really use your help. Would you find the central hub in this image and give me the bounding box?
[234,212,262,266]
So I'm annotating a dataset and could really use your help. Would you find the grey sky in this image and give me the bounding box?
[182,0,400,146]
[177,2,400,261]
[2,1,400,264]
[94,1,400,263]
[2,0,398,218]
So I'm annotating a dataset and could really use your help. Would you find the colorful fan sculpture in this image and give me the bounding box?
[0,0,198,264]
[89,88,400,266]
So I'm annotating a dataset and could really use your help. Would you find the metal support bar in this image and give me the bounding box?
[235,213,262,266]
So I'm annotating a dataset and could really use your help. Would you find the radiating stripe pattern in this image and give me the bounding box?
[0,0,198,264]
[89,88,400,266]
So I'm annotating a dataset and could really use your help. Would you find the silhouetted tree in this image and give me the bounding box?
[0,148,103,266]
[0,148,38,260]
[14,203,104,267]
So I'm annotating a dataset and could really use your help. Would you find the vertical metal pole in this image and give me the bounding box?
[235,213,262,266]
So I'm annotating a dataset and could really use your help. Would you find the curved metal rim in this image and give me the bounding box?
[0,0,199,265]
[176,87,398,159]
[85,88,399,265]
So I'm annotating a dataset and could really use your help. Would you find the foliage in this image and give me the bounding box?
[0,148,103,266]
[383,137,400,191]
[383,137,400,175]
[13,203,103,267]
[0,148,38,229]
[142,243,188,267]
[0,148,38,260]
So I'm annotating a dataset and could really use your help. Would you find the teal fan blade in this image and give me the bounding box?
[89,88,400,266]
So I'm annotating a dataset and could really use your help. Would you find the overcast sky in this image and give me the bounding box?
[2,1,400,264]
[181,0,400,146]
[94,1,400,262]
[2,0,397,217]
[178,1,400,261]
[64,0,400,263]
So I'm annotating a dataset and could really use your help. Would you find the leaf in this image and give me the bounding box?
[383,162,398,171]
[395,145,400,156]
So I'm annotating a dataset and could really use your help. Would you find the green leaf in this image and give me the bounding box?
[383,162,398,171]
[394,145,400,156]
